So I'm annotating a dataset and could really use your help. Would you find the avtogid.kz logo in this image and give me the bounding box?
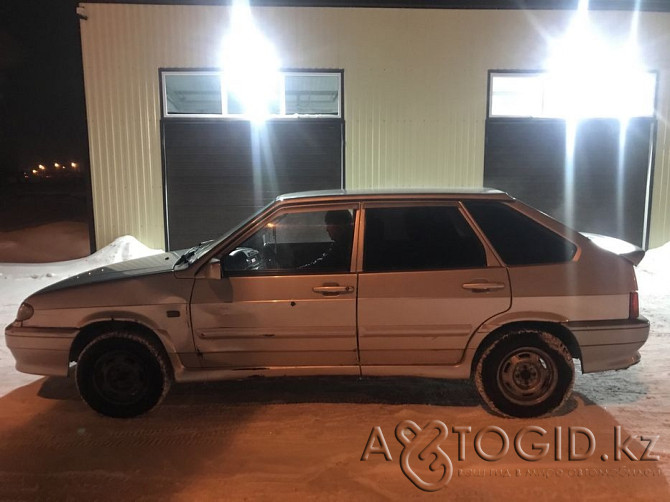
[396,420,453,491]
[361,421,660,492]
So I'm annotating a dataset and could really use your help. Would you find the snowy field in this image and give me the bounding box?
[0,227,669,500]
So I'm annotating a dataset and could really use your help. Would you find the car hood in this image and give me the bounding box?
[37,251,183,294]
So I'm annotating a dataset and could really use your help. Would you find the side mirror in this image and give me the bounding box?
[204,259,222,279]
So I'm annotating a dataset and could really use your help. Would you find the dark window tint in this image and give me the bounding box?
[465,202,577,265]
[363,206,487,272]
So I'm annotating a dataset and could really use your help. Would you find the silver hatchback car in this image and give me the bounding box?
[5,189,650,418]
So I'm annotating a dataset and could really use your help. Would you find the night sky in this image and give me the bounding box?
[0,0,87,181]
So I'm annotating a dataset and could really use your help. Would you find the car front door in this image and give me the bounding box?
[190,204,360,370]
[356,202,511,369]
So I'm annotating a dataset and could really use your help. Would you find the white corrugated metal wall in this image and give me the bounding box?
[79,4,670,249]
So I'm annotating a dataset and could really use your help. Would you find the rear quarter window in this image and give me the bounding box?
[464,201,577,266]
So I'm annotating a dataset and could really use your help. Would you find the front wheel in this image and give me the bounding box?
[76,331,171,418]
[474,331,575,418]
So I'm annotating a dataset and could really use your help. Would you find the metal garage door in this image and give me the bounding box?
[484,117,655,248]
[162,119,343,250]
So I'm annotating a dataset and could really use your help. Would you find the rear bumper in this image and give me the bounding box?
[4,323,78,377]
[565,317,650,373]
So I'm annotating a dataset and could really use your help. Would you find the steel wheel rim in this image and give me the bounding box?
[497,347,558,406]
[92,349,148,404]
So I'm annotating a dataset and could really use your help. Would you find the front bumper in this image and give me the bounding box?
[565,317,650,373]
[5,323,79,377]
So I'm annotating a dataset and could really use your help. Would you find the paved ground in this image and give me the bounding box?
[0,374,667,501]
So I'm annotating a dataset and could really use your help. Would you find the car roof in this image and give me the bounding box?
[275,188,513,203]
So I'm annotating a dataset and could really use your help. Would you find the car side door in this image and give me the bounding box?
[190,203,360,370]
[356,202,511,369]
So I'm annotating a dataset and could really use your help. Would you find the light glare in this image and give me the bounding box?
[221,1,281,121]
[545,3,653,120]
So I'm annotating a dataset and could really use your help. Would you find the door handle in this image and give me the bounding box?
[462,281,506,292]
[312,285,355,295]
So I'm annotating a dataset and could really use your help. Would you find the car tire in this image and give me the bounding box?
[76,331,171,418]
[474,330,575,418]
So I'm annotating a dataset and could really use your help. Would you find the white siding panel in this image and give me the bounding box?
[651,68,670,248]
[80,4,670,249]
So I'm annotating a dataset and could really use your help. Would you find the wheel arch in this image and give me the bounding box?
[470,321,581,378]
[69,320,174,373]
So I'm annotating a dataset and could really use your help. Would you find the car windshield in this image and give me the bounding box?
[174,201,275,269]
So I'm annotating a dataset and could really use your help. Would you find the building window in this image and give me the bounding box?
[489,71,656,119]
[285,73,340,116]
[164,72,223,115]
[162,70,342,118]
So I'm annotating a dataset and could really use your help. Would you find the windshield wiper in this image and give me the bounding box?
[174,240,214,267]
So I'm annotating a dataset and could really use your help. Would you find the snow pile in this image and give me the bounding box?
[79,234,164,268]
[638,240,670,278]
[636,241,670,336]
[0,235,162,282]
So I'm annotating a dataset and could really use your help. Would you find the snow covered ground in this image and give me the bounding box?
[0,233,668,500]
[0,221,90,263]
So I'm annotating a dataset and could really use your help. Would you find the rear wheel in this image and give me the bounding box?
[76,331,171,418]
[474,331,574,418]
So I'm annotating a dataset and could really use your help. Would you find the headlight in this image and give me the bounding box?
[16,303,34,322]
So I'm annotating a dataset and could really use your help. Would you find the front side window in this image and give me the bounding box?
[223,208,356,274]
[363,206,487,272]
[465,201,577,265]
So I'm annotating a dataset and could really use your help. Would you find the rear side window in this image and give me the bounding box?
[465,202,577,265]
[363,206,487,272]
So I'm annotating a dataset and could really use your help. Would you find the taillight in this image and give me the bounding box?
[629,292,639,319]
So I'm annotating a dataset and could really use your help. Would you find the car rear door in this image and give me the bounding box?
[356,202,511,369]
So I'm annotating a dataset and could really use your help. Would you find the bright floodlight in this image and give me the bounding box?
[221,1,281,121]
[545,1,653,119]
